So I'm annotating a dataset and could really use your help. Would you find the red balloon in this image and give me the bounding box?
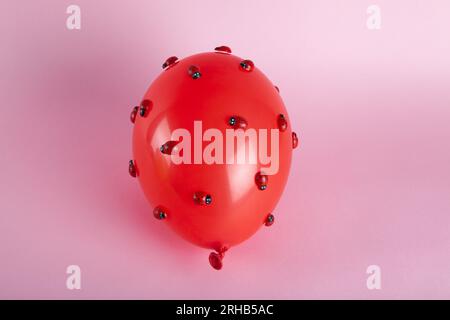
[130,47,298,269]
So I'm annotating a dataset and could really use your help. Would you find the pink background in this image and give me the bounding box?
[1,0,450,299]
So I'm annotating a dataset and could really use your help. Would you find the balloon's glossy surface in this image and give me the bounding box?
[131,49,296,268]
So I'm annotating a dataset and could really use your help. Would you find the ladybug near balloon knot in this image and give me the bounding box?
[130,45,299,270]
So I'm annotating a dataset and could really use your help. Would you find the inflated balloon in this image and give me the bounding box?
[130,46,298,269]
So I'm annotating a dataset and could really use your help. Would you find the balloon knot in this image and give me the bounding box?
[209,247,228,270]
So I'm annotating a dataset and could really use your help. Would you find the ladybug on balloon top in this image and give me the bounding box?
[129,46,299,270]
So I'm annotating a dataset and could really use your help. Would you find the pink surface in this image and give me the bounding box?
[1,0,449,299]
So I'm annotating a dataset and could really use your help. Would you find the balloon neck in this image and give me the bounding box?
[209,247,229,270]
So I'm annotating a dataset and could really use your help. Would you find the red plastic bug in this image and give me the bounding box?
[130,46,299,270]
